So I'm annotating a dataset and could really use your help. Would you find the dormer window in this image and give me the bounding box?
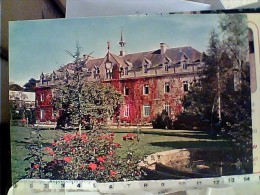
[165,63,169,72]
[144,64,148,73]
[105,61,113,79]
[40,73,44,84]
[52,74,56,80]
[94,66,100,79]
[125,66,129,75]
[106,69,112,79]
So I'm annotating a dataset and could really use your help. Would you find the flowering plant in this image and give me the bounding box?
[24,129,143,182]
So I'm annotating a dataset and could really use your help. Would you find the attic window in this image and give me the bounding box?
[165,63,169,72]
[94,66,100,79]
[144,64,148,73]
[125,66,129,75]
[183,63,187,70]
[106,69,112,79]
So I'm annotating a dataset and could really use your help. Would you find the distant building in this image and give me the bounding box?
[35,35,203,124]
[9,90,35,109]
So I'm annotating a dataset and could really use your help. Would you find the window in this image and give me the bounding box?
[183,81,189,92]
[40,109,45,120]
[143,105,151,117]
[106,70,112,79]
[125,67,129,75]
[183,63,187,70]
[143,84,149,95]
[40,94,44,102]
[124,86,129,95]
[164,82,170,93]
[144,64,148,73]
[165,64,169,72]
[249,41,254,54]
[124,104,130,117]
[164,103,171,116]
[94,66,100,79]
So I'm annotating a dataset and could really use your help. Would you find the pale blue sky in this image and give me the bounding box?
[9,14,220,86]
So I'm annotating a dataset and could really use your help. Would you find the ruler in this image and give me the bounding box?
[8,173,260,195]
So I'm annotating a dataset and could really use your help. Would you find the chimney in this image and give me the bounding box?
[160,43,167,54]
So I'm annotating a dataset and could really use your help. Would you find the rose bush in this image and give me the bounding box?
[24,129,143,182]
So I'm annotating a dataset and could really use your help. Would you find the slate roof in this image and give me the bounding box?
[117,46,201,71]
[37,44,202,84]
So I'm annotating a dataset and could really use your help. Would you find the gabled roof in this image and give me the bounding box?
[85,58,103,69]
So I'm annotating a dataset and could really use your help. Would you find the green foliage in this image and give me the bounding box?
[152,110,173,129]
[183,14,252,173]
[53,80,123,129]
[24,129,143,182]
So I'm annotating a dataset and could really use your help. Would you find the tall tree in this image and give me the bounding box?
[53,43,123,134]
[9,83,23,91]
[183,14,252,173]
[23,78,37,92]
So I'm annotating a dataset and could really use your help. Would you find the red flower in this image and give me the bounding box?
[49,151,54,155]
[97,156,105,163]
[99,166,106,170]
[109,151,114,156]
[81,133,88,142]
[33,164,39,169]
[52,140,57,146]
[88,163,97,170]
[113,143,121,148]
[63,134,74,142]
[21,118,26,122]
[122,133,137,140]
[109,132,115,137]
[64,156,72,163]
[110,170,117,176]
[44,147,52,151]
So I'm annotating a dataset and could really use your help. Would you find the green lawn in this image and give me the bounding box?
[10,126,229,183]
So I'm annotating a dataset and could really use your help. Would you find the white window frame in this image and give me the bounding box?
[164,103,171,116]
[164,82,170,93]
[40,94,44,102]
[165,63,169,72]
[125,66,129,75]
[40,109,45,120]
[143,105,151,117]
[144,64,148,73]
[124,104,130,117]
[124,86,129,96]
[143,84,149,95]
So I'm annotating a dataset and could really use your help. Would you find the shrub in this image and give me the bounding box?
[152,110,173,129]
[24,129,143,182]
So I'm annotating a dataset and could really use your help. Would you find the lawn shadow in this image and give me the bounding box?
[169,133,219,140]
[13,140,51,147]
[149,140,229,149]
